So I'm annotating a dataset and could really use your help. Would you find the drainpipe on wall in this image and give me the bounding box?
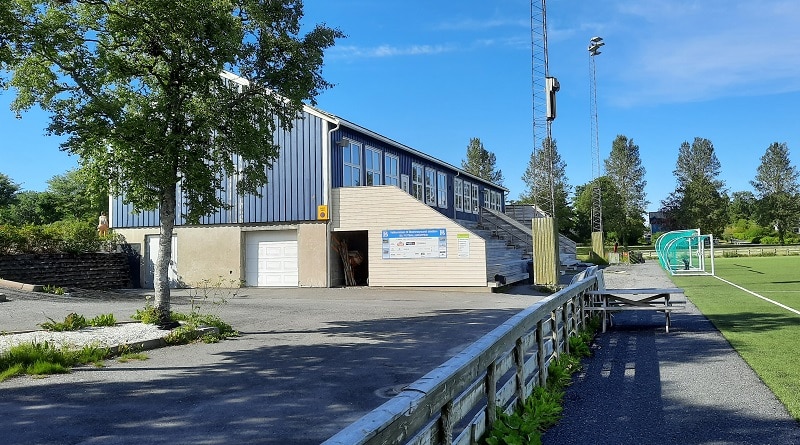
[454,172,460,220]
[324,119,341,288]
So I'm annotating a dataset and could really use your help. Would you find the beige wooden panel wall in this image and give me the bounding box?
[332,186,487,287]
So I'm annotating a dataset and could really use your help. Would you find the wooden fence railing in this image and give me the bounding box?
[322,275,600,445]
[638,246,800,259]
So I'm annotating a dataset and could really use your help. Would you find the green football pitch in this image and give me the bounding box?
[670,255,800,420]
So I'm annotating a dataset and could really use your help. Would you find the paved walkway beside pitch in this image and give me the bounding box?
[543,262,800,445]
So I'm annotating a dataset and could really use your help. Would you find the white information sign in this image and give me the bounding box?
[382,229,447,259]
[457,233,470,258]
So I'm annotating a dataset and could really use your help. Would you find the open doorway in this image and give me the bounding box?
[331,230,369,286]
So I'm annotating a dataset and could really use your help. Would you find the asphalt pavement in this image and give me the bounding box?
[542,262,800,445]
[3,264,799,444]
[0,283,544,444]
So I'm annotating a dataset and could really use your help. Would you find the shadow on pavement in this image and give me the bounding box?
[543,308,800,445]
[1,307,523,445]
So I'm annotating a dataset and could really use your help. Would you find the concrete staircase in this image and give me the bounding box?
[456,219,530,287]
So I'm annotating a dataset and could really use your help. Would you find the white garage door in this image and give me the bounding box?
[245,231,298,287]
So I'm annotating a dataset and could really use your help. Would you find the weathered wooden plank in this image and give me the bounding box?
[496,374,517,409]
[450,379,486,428]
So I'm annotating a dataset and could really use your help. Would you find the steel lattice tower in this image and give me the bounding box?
[589,37,604,233]
[530,0,554,217]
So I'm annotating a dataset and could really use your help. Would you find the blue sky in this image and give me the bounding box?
[3,0,800,212]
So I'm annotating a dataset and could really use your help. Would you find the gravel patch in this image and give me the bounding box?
[0,323,168,353]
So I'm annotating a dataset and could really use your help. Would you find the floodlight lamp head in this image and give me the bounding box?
[590,36,603,43]
[336,139,350,147]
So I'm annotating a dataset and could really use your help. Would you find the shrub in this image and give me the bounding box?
[760,236,779,245]
[0,220,120,254]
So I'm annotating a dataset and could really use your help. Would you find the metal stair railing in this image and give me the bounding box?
[479,207,534,254]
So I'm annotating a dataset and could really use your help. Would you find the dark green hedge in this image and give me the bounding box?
[0,221,117,255]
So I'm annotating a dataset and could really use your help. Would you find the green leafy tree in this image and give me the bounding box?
[1,0,343,322]
[604,135,648,247]
[728,191,757,223]
[0,173,20,207]
[520,137,573,234]
[461,137,504,185]
[661,137,728,237]
[751,142,800,245]
[46,169,104,221]
[574,176,626,243]
[0,191,59,225]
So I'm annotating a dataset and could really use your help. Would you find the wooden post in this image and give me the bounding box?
[537,320,546,387]
[532,217,560,286]
[514,338,525,409]
[562,302,570,355]
[486,362,497,432]
[591,231,605,263]
[551,311,559,358]
[440,401,454,445]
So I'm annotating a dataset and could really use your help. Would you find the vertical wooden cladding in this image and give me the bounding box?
[112,111,325,227]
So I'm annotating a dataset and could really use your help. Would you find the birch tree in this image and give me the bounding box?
[1,0,343,323]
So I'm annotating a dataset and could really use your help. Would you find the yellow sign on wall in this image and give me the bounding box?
[317,205,329,220]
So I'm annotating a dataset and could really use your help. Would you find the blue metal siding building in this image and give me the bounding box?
[112,111,327,228]
[109,72,515,290]
[112,107,505,228]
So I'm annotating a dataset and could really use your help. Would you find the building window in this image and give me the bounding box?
[365,146,381,186]
[424,167,437,206]
[342,141,362,187]
[454,178,463,211]
[401,174,410,194]
[482,189,490,209]
[491,191,500,210]
[411,164,424,201]
[385,154,399,187]
[471,184,479,213]
[462,181,471,213]
[437,171,447,208]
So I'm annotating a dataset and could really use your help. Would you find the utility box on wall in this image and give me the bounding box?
[317,205,329,221]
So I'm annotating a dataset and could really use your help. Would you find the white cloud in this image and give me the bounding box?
[606,0,800,106]
[329,44,455,59]
[434,18,529,31]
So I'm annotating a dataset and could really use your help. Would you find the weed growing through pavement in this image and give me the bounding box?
[39,313,117,331]
[133,277,240,345]
[40,285,65,295]
[0,341,111,382]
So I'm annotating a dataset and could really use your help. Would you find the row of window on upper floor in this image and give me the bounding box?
[341,141,503,213]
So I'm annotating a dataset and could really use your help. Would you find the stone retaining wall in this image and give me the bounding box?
[0,253,131,289]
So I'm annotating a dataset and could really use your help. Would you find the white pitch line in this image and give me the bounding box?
[714,276,800,316]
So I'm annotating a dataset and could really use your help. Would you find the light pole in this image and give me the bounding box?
[588,36,605,260]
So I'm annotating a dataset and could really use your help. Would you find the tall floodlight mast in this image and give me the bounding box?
[588,36,605,259]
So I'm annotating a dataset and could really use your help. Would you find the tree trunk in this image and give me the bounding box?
[154,186,177,326]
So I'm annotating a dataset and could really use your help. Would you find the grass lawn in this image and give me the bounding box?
[670,256,800,421]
